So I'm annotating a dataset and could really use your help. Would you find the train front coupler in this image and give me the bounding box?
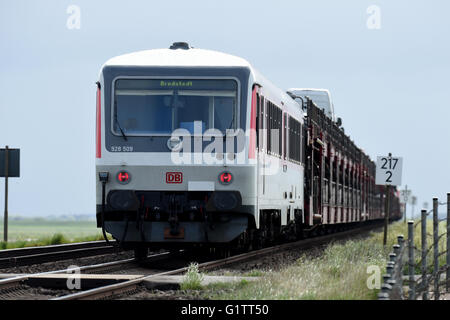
[168,194,181,236]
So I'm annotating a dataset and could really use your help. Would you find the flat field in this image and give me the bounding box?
[0,218,103,249]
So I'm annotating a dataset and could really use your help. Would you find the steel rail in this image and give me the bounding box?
[0,251,172,291]
[0,241,122,269]
[0,240,117,259]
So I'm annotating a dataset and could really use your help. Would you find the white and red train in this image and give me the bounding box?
[95,42,401,258]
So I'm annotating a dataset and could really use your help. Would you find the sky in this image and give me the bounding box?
[0,0,449,218]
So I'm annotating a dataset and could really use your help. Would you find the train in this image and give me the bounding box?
[95,42,401,259]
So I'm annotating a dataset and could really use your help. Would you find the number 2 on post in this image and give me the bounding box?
[385,170,393,183]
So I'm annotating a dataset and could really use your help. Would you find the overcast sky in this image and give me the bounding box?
[0,0,449,218]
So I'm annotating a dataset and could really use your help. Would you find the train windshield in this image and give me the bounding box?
[113,79,238,135]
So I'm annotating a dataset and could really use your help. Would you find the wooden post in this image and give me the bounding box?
[396,236,404,297]
[433,198,439,300]
[3,145,8,242]
[383,185,391,246]
[421,209,428,300]
[403,185,408,223]
[447,193,450,293]
[408,221,415,300]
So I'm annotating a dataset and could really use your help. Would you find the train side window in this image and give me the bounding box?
[288,116,301,163]
[271,103,273,154]
[290,119,294,161]
[269,102,272,155]
[266,101,270,154]
[262,97,266,151]
[272,103,275,155]
[266,102,282,157]
[278,107,282,158]
[302,123,305,163]
[260,96,265,151]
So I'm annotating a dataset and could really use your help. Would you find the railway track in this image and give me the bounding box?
[0,221,384,300]
[0,250,176,297]
[0,240,122,269]
[53,221,384,300]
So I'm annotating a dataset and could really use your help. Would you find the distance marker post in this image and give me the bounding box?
[376,152,403,246]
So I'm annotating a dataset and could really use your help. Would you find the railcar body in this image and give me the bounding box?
[96,43,304,255]
[299,98,402,227]
[95,43,400,257]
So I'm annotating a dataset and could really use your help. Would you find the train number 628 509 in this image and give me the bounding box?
[111,146,134,152]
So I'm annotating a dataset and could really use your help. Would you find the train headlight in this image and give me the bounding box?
[117,171,131,184]
[218,171,233,185]
[108,190,139,211]
[211,191,240,211]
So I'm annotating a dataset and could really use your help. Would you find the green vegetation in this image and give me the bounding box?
[202,220,448,300]
[206,239,386,300]
[203,278,250,291]
[180,263,205,290]
[0,218,109,250]
[374,219,448,275]
[244,270,265,277]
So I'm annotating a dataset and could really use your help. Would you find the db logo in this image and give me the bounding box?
[166,172,183,184]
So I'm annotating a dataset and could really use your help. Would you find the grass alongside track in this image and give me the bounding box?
[194,220,447,300]
[0,218,108,250]
[201,239,387,300]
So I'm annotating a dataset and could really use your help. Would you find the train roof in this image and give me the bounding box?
[103,45,251,68]
[102,43,274,89]
[287,88,331,93]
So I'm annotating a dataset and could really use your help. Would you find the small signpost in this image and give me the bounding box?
[400,185,411,223]
[410,195,417,220]
[376,153,403,246]
[0,146,20,242]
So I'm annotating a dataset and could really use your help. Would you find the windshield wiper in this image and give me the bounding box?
[224,100,236,137]
[115,118,128,141]
[114,101,128,141]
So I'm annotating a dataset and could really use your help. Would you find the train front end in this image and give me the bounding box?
[95,45,257,254]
